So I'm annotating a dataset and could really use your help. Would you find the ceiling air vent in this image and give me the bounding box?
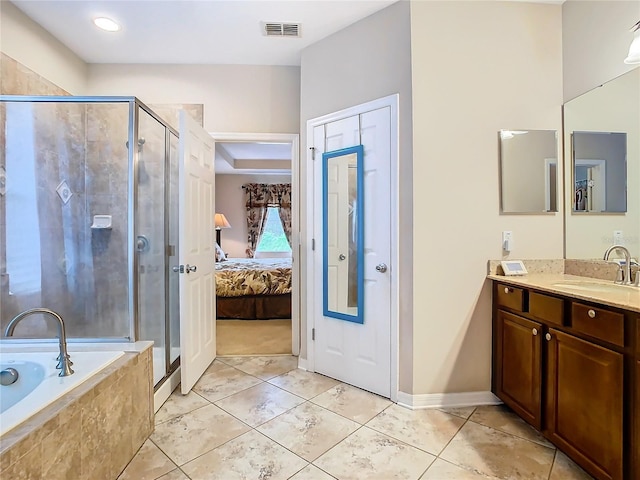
[263,22,301,38]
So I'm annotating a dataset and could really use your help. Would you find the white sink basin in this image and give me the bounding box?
[551,281,636,294]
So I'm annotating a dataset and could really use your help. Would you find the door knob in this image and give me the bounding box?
[186,264,197,273]
[375,263,388,273]
[339,254,346,261]
[172,265,184,273]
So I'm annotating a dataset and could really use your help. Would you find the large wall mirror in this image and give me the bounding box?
[499,129,559,213]
[322,145,364,324]
[564,67,640,258]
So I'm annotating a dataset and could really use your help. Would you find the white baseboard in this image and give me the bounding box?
[396,390,501,410]
[297,356,309,371]
[154,367,181,413]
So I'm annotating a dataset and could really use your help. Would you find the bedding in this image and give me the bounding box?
[215,258,292,319]
[215,258,292,297]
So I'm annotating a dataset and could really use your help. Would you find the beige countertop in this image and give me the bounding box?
[487,273,640,313]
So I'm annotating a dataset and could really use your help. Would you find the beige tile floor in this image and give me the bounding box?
[118,355,595,480]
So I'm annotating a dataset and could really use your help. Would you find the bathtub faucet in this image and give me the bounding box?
[4,308,74,377]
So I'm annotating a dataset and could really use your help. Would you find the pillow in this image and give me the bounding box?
[215,243,227,262]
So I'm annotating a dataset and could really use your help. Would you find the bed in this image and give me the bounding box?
[215,257,292,319]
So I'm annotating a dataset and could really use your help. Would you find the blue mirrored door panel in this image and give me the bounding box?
[322,145,364,324]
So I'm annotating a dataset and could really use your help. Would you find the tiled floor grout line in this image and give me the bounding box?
[145,358,589,480]
[426,413,474,478]
[147,437,181,478]
[547,449,559,480]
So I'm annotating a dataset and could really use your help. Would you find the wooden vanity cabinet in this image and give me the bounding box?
[494,310,542,429]
[635,318,640,479]
[545,328,624,480]
[492,282,630,480]
[635,357,640,479]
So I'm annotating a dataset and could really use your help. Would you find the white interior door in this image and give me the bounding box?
[311,105,393,397]
[179,111,216,394]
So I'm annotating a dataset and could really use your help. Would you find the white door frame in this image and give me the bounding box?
[575,159,607,212]
[305,94,399,401]
[209,132,301,356]
[544,158,557,212]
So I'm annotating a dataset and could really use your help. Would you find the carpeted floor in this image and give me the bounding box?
[216,319,292,355]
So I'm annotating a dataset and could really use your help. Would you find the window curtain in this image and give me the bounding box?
[243,183,292,257]
[274,184,292,246]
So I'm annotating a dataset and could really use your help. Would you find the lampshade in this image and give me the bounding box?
[215,213,231,229]
[624,21,640,65]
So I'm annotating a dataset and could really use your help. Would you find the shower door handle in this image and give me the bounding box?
[171,264,196,273]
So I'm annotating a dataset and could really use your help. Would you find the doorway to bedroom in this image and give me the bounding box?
[212,133,300,357]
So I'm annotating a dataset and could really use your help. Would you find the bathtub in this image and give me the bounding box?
[0,349,125,436]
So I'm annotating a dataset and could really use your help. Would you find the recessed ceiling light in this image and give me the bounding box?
[93,17,120,32]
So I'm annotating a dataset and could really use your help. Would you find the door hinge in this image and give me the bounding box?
[310,147,316,161]
[311,238,315,251]
[312,328,315,341]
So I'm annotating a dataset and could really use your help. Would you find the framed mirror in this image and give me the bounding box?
[499,129,559,214]
[322,145,364,324]
[564,67,639,259]
[571,131,627,213]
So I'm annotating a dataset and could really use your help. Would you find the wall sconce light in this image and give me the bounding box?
[624,20,640,64]
[215,213,231,246]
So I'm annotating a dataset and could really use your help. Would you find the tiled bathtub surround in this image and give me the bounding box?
[0,346,153,480]
[118,355,594,480]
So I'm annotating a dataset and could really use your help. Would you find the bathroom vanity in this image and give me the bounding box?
[489,274,639,480]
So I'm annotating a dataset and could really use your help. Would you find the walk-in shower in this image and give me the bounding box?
[0,96,180,388]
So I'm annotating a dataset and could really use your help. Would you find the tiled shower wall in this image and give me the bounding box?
[0,53,129,337]
[0,53,205,342]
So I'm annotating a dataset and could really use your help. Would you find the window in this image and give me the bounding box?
[256,207,291,254]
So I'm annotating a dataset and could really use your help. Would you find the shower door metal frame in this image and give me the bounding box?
[0,95,139,342]
[133,98,181,387]
[0,96,179,357]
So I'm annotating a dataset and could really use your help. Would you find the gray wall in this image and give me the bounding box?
[300,0,414,391]
[562,0,640,101]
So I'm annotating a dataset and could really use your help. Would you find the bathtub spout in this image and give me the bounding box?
[4,308,74,376]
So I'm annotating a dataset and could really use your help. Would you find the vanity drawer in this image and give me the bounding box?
[496,284,525,312]
[529,292,564,326]
[572,302,624,347]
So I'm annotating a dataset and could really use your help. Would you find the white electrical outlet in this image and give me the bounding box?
[502,231,513,251]
[613,230,624,245]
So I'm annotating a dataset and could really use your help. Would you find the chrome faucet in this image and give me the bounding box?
[4,308,74,376]
[603,245,633,286]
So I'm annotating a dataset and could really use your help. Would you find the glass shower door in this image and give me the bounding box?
[136,109,167,386]
[168,132,180,368]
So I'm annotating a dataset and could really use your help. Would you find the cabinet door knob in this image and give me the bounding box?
[545,333,552,341]
[532,328,538,336]
[587,309,596,318]
[504,287,510,294]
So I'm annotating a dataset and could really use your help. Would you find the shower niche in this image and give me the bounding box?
[0,96,182,389]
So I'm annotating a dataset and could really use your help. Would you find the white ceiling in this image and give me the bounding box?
[10,1,394,175]
[215,141,292,175]
[10,0,398,66]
